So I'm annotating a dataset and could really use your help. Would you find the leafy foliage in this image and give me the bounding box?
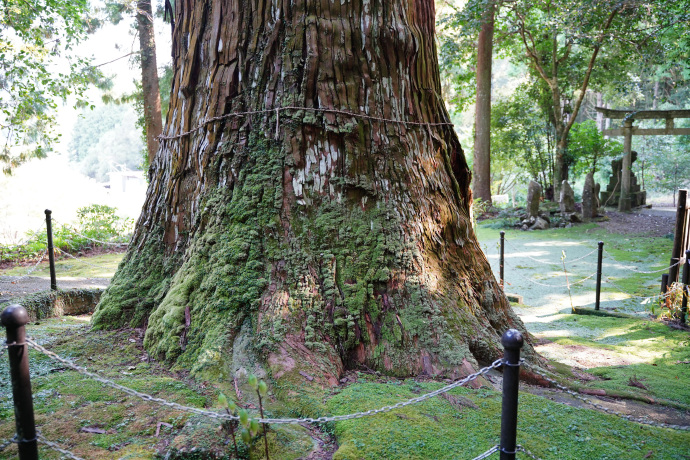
[567,120,623,177]
[0,204,132,262]
[0,0,107,173]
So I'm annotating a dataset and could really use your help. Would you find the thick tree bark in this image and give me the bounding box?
[94,0,532,388]
[137,0,163,164]
[472,2,494,205]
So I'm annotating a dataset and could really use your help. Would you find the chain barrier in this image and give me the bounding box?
[37,433,84,460]
[157,105,455,141]
[503,239,597,267]
[26,338,504,425]
[503,259,597,288]
[517,445,542,460]
[602,277,678,304]
[52,221,129,247]
[0,437,13,452]
[470,444,542,460]
[471,444,499,460]
[55,248,115,271]
[7,249,48,281]
[603,249,681,274]
[523,362,690,431]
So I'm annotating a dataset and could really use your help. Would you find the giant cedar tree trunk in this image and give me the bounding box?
[94,0,531,386]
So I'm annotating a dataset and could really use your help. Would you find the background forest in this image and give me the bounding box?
[437,0,690,206]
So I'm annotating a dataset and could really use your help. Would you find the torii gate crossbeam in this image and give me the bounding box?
[595,107,690,211]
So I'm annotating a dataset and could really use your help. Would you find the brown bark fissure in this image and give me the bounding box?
[115,0,531,384]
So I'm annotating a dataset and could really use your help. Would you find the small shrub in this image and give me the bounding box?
[0,205,133,263]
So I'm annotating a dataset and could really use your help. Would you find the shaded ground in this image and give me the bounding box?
[598,206,676,237]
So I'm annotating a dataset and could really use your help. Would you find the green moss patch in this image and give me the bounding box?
[327,381,689,460]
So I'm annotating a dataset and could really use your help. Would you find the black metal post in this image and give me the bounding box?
[680,250,690,325]
[45,209,57,291]
[499,329,524,460]
[500,231,505,288]
[668,190,687,284]
[2,305,38,460]
[595,241,604,310]
[661,273,669,295]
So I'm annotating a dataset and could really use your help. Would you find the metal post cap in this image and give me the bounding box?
[1,304,29,328]
[501,329,524,350]
[598,241,604,246]
[44,209,52,215]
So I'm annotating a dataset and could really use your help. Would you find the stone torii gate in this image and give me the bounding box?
[595,107,690,211]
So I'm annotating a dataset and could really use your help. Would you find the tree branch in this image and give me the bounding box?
[564,7,619,137]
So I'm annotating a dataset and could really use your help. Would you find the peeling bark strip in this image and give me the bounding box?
[94,0,534,389]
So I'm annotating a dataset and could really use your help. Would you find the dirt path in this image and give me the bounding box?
[0,276,110,305]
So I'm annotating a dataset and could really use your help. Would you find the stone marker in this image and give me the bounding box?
[594,182,601,215]
[527,180,542,219]
[582,172,594,221]
[559,180,575,214]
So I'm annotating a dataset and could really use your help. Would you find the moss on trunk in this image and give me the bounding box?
[93,0,536,391]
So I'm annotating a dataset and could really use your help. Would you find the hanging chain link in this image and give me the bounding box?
[9,249,48,280]
[471,444,499,460]
[503,238,598,267]
[523,362,690,431]
[603,249,682,274]
[37,434,84,460]
[517,444,543,460]
[26,338,504,425]
[503,259,598,288]
[54,248,116,271]
[0,437,13,452]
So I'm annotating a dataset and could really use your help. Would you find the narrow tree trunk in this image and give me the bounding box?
[472,2,495,205]
[137,0,163,164]
[94,0,532,388]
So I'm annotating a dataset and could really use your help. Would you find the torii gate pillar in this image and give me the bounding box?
[619,118,634,212]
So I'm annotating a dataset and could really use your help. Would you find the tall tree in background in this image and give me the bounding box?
[500,0,684,196]
[472,1,495,204]
[94,0,532,389]
[136,0,163,164]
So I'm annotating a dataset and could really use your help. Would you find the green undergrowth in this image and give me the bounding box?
[2,316,689,459]
[530,314,690,409]
[0,252,124,278]
[326,380,689,460]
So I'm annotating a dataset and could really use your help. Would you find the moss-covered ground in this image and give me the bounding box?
[1,222,689,459]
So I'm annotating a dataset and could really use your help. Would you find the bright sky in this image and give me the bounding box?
[55,7,172,155]
[0,5,172,240]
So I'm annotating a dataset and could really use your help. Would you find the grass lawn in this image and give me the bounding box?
[0,224,689,459]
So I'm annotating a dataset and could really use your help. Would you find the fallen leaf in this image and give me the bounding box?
[80,427,106,434]
[155,422,173,437]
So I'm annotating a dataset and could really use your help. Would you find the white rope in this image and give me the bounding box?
[158,105,455,141]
